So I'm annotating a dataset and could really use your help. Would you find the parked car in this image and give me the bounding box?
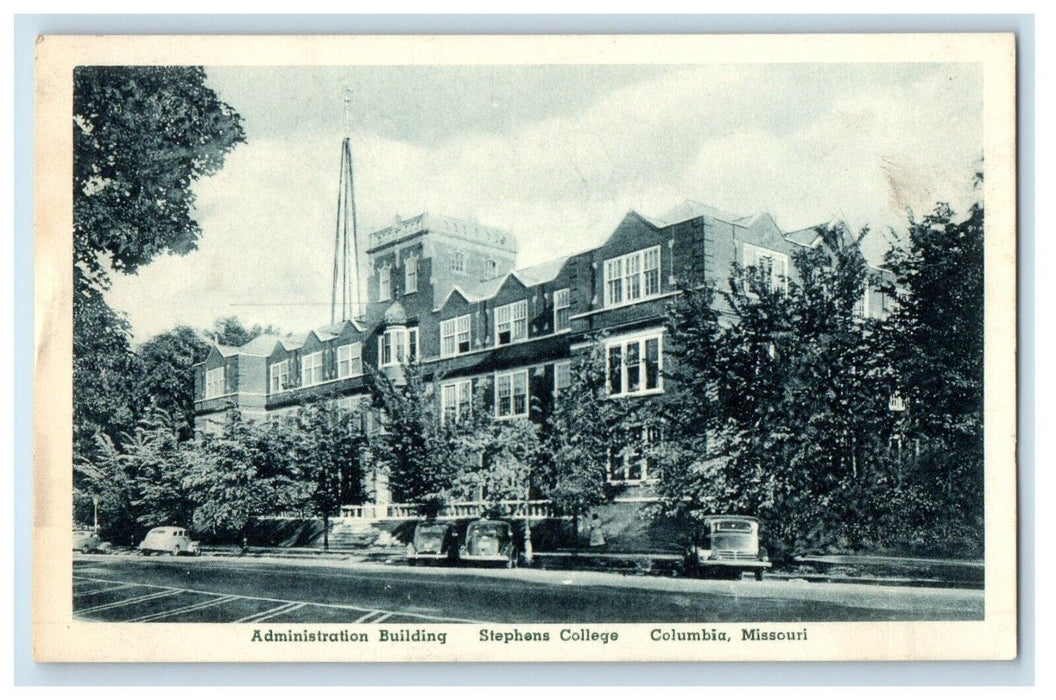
[73,529,112,554]
[406,520,458,566]
[138,526,200,556]
[683,515,771,580]
[458,519,517,568]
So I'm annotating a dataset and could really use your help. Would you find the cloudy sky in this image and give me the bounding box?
[106,62,983,341]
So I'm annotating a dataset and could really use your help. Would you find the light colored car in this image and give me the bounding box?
[138,526,200,556]
[73,529,112,554]
[683,515,771,580]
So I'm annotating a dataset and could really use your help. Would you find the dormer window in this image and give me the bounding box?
[485,259,497,277]
[604,246,661,308]
[440,314,472,358]
[494,300,527,346]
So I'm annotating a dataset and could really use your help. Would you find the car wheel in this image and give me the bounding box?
[170,545,180,557]
[755,570,764,581]
[407,558,416,567]
[81,545,91,555]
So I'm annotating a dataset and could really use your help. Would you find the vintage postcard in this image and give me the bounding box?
[34,33,1017,663]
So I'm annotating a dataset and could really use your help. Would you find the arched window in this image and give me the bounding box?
[451,251,465,274]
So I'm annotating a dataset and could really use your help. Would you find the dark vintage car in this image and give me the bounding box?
[683,515,772,580]
[458,518,517,568]
[406,520,458,566]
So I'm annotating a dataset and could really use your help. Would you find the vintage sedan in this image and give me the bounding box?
[406,520,458,566]
[138,526,200,557]
[73,529,112,554]
[683,515,772,580]
[458,519,517,568]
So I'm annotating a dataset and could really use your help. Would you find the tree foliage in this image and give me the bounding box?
[72,66,245,466]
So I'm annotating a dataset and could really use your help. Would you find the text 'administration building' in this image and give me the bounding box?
[193,201,891,501]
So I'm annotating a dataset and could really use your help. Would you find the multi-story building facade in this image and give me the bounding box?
[193,201,891,502]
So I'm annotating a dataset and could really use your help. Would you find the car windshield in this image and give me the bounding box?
[708,533,757,552]
[469,523,507,539]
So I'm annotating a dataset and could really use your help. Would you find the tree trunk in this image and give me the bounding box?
[322,512,330,552]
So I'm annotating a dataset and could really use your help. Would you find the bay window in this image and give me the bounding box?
[379,328,419,367]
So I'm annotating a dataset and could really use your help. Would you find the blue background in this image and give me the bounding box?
[13,12,1035,686]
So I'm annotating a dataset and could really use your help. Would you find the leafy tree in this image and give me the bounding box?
[124,409,196,530]
[187,411,301,544]
[132,326,211,440]
[543,341,625,529]
[658,226,895,554]
[205,316,282,348]
[365,363,460,509]
[74,66,245,283]
[459,418,543,509]
[879,195,985,555]
[286,400,368,550]
[73,284,140,457]
[72,66,244,463]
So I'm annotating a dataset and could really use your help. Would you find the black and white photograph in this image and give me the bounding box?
[33,33,1017,662]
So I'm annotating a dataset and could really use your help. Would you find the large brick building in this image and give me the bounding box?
[193,201,890,503]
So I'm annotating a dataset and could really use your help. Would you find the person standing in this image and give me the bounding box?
[588,513,606,548]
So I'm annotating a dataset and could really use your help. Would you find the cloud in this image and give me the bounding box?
[106,62,982,341]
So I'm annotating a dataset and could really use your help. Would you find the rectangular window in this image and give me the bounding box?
[604,246,662,307]
[404,254,418,294]
[495,369,529,419]
[607,333,663,397]
[408,328,419,363]
[452,251,465,274]
[301,351,325,387]
[269,360,290,394]
[440,315,472,358]
[554,360,571,394]
[553,288,570,331]
[440,379,473,423]
[205,366,225,399]
[337,343,362,379]
[378,265,392,302]
[494,300,528,346]
[743,243,789,294]
[608,426,661,483]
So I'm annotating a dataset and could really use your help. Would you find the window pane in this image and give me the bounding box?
[645,337,660,390]
[608,346,623,395]
[626,341,641,392]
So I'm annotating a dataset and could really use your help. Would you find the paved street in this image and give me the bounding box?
[72,553,984,624]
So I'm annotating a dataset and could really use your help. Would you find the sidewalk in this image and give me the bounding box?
[176,545,983,589]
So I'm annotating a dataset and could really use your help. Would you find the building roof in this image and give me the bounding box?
[383,300,408,326]
[236,334,283,356]
[512,255,570,287]
[214,344,240,358]
[656,199,750,227]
